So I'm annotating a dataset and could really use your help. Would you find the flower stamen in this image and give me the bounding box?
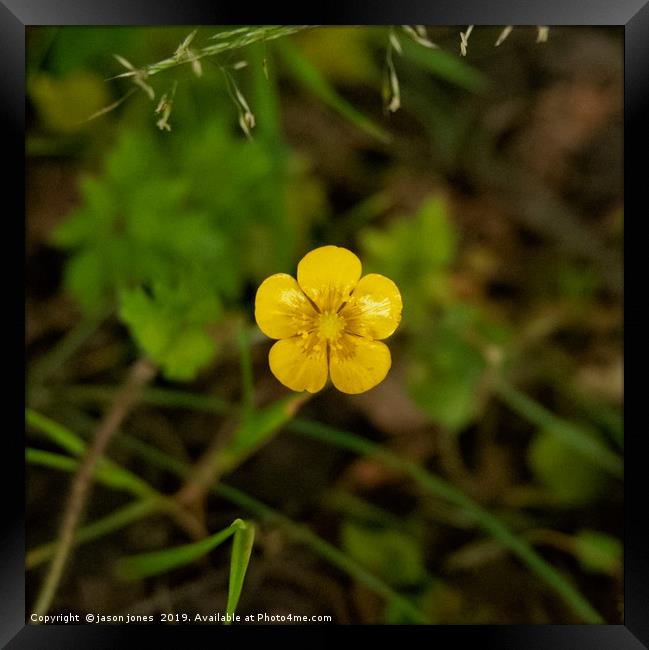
[317,311,345,342]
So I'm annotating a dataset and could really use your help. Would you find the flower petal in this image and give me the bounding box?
[329,335,391,394]
[255,273,316,339]
[341,273,402,340]
[268,336,328,393]
[297,245,362,312]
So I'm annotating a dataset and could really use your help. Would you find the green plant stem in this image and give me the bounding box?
[26,444,201,567]
[495,380,623,479]
[31,357,157,619]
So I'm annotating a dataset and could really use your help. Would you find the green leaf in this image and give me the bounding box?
[26,446,153,499]
[52,177,116,247]
[573,530,622,575]
[116,520,242,580]
[61,248,111,315]
[226,519,256,622]
[160,328,218,382]
[277,39,390,143]
[118,283,220,381]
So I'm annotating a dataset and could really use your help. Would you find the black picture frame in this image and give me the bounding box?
[5,2,641,647]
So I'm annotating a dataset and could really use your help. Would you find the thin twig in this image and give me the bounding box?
[32,357,157,618]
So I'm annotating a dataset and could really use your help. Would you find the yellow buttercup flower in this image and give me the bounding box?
[255,245,402,394]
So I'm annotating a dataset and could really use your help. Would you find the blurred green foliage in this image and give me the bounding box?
[293,27,379,84]
[341,521,426,588]
[362,196,509,430]
[51,108,324,379]
[28,26,190,76]
[28,71,110,134]
[573,530,622,576]
[53,123,278,308]
[362,197,456,325]
[408,307,492,431]
[528,429,607,504]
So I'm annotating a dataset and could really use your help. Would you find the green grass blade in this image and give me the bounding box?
[26,447,78,473]
[399,36,488,92]
[116,522,240,580]
[496,381,623,479]
[276,39,390,143]
[26,409,85,457]
[226,519,255,623]
[26,446,152,498]
[26,412,154,498]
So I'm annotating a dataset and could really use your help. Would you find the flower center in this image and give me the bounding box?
[317,310,345,341]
